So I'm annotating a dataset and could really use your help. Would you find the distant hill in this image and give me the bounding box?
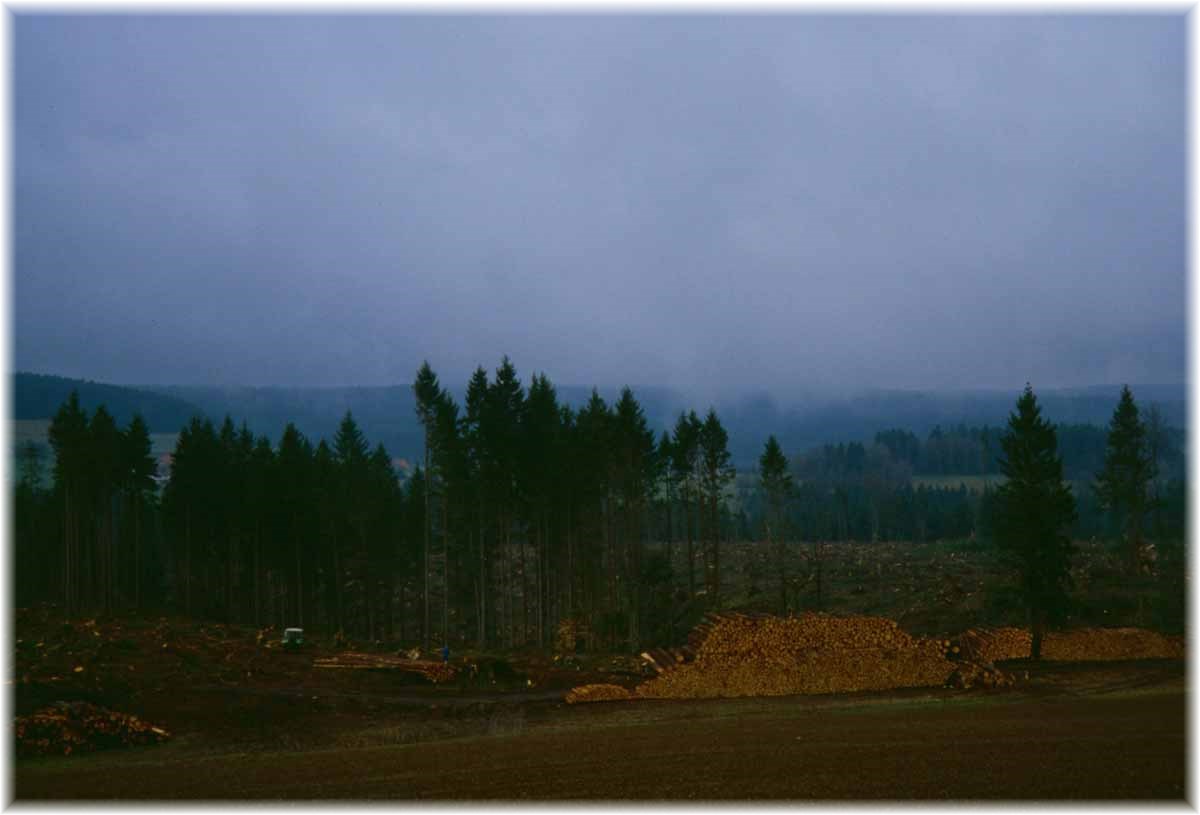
[13,373,206,433]
[719,383,1188,466]
[16,373,1186,472]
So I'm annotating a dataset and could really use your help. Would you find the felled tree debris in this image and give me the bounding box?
[15,701,170,758]
[312,652,457,683]
[564,684,633,704]
[945,661,1015,690]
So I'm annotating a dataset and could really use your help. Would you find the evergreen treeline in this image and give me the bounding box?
[807,422,1183,482]
[18,359,743,652]
[15,365,1187,653]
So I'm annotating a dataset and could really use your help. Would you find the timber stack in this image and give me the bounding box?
[954,627,1032,663]
[564,683,633,704]
[312,652,457,683]
[1043,627,1183,660]
[953,626,1183,663]
[635,612,955,699]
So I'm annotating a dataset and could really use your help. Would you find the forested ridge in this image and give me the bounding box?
[16,372,1185,469]
[12,360,1187,653]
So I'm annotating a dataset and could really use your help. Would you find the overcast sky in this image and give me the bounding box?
[13,14,1186,399]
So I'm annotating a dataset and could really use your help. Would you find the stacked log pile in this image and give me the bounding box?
[954,627,1032,663]
[564,684,633,704]
[312,652,457,683]
[635,612,955,700]
[1043,627,1183,661]
[954,626,1183,663]
[15,701,170,758]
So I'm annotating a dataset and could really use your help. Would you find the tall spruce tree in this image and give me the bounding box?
[121,414,157,610]
[1095,386,1155,574]
[613,386,656,650]
[48,391,90,612]
[412,362,443,648]
[671,411,702,598]
[463,366,491,645]
[991,385,1077,659]
[759,435,793,613]
[699,409,734,603]
[487,357,526,646]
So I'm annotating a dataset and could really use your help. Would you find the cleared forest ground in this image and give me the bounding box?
[12,530,1186,801]
[14,667,1185,800]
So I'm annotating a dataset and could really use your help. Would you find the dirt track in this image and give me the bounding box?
[15,683,1185,801]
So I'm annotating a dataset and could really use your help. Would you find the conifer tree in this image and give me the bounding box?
[991,385,1077,659]
[671,411,702,597]
[334,412,372,637]
[613,386,656,649]
[48,391,89,612]
[88,406,123,612]
[413,362,443,648]
[277,423,314,626]
[522,373,561,645]
[121,414,156,609]
[1095,385,1155,574]
[487,357,526,645]
[699,409,734,603]
[463,365,491,645]
[656,431,675,564]
[758,435,793,613]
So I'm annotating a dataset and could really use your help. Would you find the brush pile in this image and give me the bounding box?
[15,701,170,758]
[635,612,955,699]
[564,684,633,704]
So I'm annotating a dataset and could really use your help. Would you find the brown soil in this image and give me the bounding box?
[13,605,1185,801]
[15,680,1184,800]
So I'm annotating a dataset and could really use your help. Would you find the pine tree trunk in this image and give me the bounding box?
[683,487,695,598]
[814,540,823,611]
[472,496,482,648]
[519,528,529,646]
[472,508,482,648]
[442,495,450,648]
[712,494,720,603]
[185,506,193,617]
[566,501,574,616]
[423,439,431,651]
[294,531,304,629]
[134,496,141,611]
[1031,612,1046,660]
[332,540,343,635]
[254,526,261,627]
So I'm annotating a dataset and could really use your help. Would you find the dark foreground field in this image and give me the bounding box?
[15,663,1185,801]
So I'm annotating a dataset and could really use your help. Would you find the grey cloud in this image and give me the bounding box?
[14,14,1185,397]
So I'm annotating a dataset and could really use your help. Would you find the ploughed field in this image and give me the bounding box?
[12,603,1187,801]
